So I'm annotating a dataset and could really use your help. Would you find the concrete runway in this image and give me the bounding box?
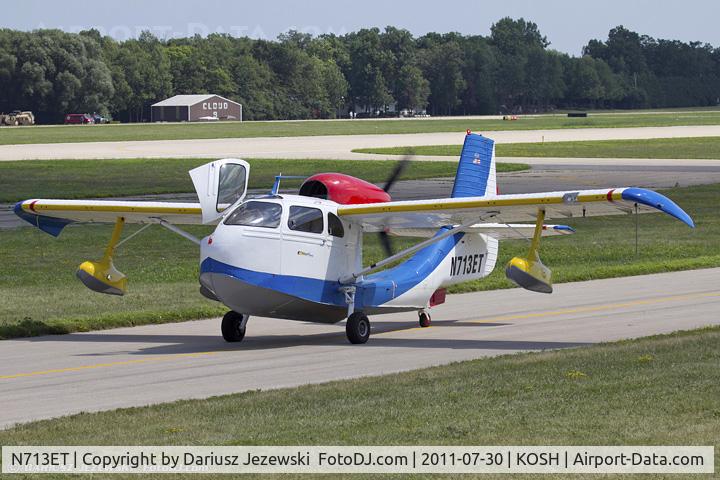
[2,125,720,164]
[1,268,718,428]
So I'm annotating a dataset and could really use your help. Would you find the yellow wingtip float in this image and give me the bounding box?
[76,258,128,296]
[75,217,128,296]
[505,208,554,294]
[505,253,553,294]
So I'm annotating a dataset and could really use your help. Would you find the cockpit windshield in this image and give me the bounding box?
[224,201,282,228]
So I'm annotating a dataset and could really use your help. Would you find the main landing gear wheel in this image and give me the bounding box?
[418,311,432,328]
[346,312,370,344]
[221,311,248,343]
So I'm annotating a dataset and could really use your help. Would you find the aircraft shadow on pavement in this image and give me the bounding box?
[25,319,590,356]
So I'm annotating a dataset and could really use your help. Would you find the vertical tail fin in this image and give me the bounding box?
[380,133,498,308]
[451,132,496,198]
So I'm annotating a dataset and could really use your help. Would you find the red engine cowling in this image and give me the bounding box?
[298,173,391,205]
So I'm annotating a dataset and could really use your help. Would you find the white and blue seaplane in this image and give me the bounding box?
[15,133,694,344]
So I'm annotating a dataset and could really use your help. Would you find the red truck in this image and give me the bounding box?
[64,113,95,125]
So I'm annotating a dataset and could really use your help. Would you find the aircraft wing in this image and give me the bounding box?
[14,199,204,236]
[337,187,695,231]
[387,223,576,239]
[14,158,256,236]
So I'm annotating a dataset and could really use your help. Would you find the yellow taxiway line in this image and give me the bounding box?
[375,291,720,334]
[0,351,217,380]
[464,291,720,325]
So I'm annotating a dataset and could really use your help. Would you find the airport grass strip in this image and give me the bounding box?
[0,158,529,203]
[2,111,720,145]
[354,136,720,159]
[0,325,718,480]
[0,183,717,340]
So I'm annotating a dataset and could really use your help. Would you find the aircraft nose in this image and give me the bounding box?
[200,235,215,261]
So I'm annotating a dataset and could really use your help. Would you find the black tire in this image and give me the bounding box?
[419,311,432,328]
[221,311,247,342]
[346,312,370,344]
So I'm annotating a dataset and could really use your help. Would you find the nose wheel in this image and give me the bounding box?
[346,312,370,344]
[419,311,432,328]
[221,311,249,342]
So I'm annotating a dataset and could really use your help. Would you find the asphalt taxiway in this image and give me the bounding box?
[1,268,718,427]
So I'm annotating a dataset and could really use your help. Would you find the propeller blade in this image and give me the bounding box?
[378,230,394,257]
[382,156,411,193]
[379,154,412,257]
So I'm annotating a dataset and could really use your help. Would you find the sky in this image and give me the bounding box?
[3,0,719,55]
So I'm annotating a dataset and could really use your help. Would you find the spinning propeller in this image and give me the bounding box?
[378,155,411,257]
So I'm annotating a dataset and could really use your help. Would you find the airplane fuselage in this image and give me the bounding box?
[199,194,497,323]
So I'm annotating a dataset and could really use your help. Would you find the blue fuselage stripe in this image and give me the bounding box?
[201,257,346,306]
[359,228,461,307]
[201,228,461,309]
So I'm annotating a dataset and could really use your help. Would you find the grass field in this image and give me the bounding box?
[354,136,720,159]
[0,183,715,339]
[1,158,523,203]
[2,111,720,145]
[1,326,717,480]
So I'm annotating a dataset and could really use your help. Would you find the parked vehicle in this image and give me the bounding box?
[65,114,95,125]
[0,110,35,126]
[12,111,35,125]
[91,113,110,124]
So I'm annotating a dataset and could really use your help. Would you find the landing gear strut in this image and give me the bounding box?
[418,310,432,328]
[346,312,370,344]
[221,311,249,342]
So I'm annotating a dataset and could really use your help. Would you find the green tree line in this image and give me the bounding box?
[0,18,718,123]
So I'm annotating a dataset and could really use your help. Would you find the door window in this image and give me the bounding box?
[224,201,282,228]
[216,163,247,212]
[288,206,323,234]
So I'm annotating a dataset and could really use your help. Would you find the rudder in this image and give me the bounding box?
[451,132,496,198]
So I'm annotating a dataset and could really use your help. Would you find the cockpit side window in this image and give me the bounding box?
[224,201,282,228]
[288,206,323,234]
[328,212,345,238]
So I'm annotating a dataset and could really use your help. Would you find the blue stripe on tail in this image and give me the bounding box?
[451,133,495,198]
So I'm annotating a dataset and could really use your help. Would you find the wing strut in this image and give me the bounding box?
[76,216,128,296]
[505,209,553,293]
[339,220,476,285]
[157,219,201,245]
